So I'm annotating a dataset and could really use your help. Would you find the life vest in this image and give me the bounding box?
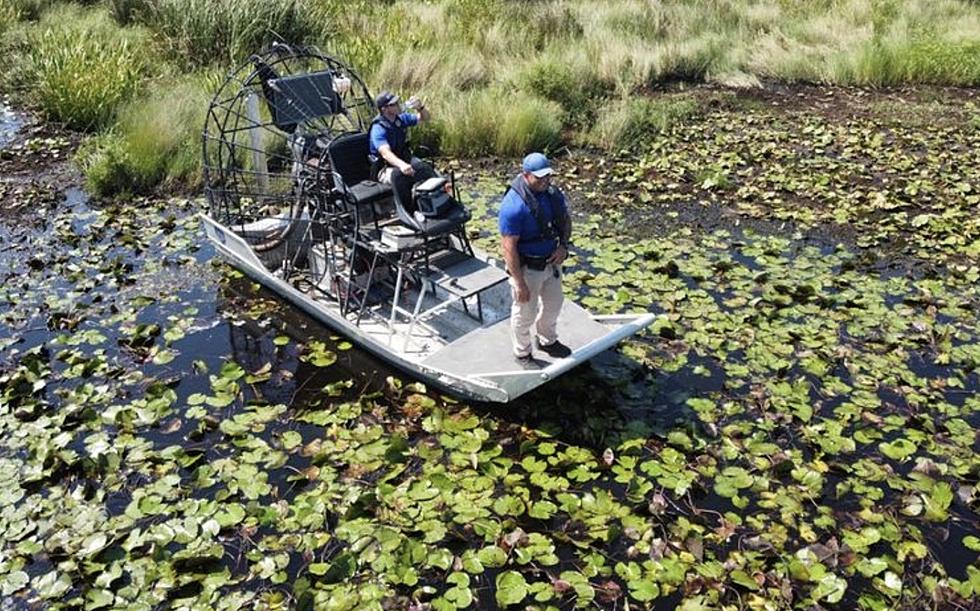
[507,175,565,251]
[369,114,410,162]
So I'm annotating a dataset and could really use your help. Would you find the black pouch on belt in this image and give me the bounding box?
[521,255,549,271]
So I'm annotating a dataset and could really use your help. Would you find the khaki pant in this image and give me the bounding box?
[376,157,428,184]
[510,265,563,358]
[377,166,395,184]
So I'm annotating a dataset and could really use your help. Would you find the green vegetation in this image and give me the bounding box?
[118,0,320,68]
[9,5,150,130]
[78,73,212,195]
[2,0,979,195]
[1,90,978,608]
[1,0,977,605]
[1,0,57,21]
[841,37,980,86]
[591,89,980,261]
[518,49,611,126]
[0,5,16,37]
[587,96,701,150]
[428,88,563,157]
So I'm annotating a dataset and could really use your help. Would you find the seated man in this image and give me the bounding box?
[368,90,433,209]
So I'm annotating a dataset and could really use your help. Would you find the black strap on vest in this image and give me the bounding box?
[506,176,564,248]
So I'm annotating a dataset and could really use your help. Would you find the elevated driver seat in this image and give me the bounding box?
[326,132,392,209]
[390,170,470,238]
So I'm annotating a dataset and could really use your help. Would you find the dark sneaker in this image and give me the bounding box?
[536,339,571,358]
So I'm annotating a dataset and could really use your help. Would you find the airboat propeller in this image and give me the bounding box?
[199,44,656,402]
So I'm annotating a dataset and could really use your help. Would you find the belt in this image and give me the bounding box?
[521,255,550,271]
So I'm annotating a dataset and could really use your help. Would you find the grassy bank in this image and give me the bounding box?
[1,0,979,195]
[4,4,152,130]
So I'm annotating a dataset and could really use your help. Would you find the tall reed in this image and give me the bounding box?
[11,0,980,197]
[79,72,213,196]
[17,5,151,130]
[3,0,56,21]
[430,87,562,157]
[0,1,18,36]
[517,47,611,126]
[588,96,700,150]
[124,0,319,68]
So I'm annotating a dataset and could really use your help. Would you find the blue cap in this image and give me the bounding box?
[522,152,554,177]
[375,90,399,109]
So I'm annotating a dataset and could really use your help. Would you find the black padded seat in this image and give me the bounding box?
[347,181,391,204]
[326,132,392,207]
[408,207,471,237]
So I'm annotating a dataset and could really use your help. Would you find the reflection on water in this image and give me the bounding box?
[0,102,23,148]
[218,275,399,398]
[0,107,20,147]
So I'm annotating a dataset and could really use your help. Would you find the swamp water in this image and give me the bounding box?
[0,102,23,149]
[1,96,978,610]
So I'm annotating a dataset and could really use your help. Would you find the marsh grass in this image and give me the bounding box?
[106,0,144,25]
[79,73,213,196]
[331,0,975,127]
[126,0,319,68]
[16,5,151,130]
[839,37,980,86]
[375,47,445,93]
[517,49,611,125]
[588,96,701,150]
[443,0,504,44]
[502,0,583,51]
[7,0,980,196]
[0,2,18,36]
[325,2,439,80]
[2,0,56,21]
[427,88,562,157]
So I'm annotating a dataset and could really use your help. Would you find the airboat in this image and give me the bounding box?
[200,44,655,402]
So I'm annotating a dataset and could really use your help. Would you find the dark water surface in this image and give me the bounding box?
[0,102,23,149]
[1,152,978,608]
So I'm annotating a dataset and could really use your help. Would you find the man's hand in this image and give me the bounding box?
[501,234,527,301]
[408,96,430,122]
[513,277,530,303]
[547,244,568,265]
[379,144,414,176]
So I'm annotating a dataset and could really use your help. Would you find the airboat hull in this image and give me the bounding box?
[200,214,656,403]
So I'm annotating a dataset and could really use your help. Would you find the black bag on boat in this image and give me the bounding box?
[412,177,455,218]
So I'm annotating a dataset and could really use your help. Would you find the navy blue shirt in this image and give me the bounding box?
[369,112,419,159]
[499,184,567,258]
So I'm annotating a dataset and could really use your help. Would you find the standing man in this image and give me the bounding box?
[499,152,573,364]
[369,90,430,185]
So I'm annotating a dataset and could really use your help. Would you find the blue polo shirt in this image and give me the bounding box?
[499,186,567,258]
[369,112,419,158]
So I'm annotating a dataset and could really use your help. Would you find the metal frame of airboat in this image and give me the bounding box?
[200,45,655,402]
[200,213,655,402]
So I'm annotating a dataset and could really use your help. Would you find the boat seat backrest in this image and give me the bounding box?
[326,132,392,213]
[391,167,470,237]
[327,132,373,189]
[412,177,454,218]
